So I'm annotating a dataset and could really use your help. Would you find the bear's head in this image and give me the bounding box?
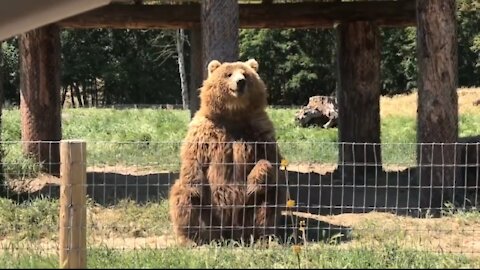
[198,59,268,118]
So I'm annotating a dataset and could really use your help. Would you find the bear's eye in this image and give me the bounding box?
[225,72,232,78]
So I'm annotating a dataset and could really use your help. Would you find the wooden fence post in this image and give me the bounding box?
[59,140,87,269]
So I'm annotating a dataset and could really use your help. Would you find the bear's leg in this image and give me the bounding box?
[251,190,290,244]
[245,160,289,243]
[169,181,221,245]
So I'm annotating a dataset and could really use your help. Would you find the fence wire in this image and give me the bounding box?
[0,140,479,258]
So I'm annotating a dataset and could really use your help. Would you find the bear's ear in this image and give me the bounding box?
[246,59,259,72]
[207,60,222,77]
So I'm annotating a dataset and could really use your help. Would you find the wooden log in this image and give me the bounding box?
[59,140,87,269]
[19,24,61,176]
[336,21,382,183]
[295,96,338,128]
[57,1,416,30]
[416,0,458,212]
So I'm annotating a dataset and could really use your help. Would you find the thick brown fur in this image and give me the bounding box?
[168,59,287,246]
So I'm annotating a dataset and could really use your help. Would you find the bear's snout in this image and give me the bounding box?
[237,78,246,95]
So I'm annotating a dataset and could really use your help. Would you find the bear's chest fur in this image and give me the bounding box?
[206,120,271,204]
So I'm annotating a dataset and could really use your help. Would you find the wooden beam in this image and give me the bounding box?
[58,1,416,30]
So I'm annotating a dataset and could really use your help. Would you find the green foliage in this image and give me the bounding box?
[380,27,417,95]
[60,29,181,106]
[457,0,480,87]
[240,29,337,105]
[0,39,19,105]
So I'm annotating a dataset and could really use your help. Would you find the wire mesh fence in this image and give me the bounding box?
[0,139,479,265]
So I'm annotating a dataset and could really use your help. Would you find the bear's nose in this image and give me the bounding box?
[237,78,246,94]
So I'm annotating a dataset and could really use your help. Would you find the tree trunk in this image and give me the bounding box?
[176,29,189,110]
[19,24,61,176]
[94,79,99,107]
[82,81,89,107]
[61,87,67,107]
[188,27,202,118]
[0,43,5,194]
[336,21,382,183]
[201,0,239,75]
[74,83,83,107]
[416,0,458,212]
[70,85,76,108]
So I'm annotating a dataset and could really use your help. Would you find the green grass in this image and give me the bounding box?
[90,199,172,238]
[1,194,480,268]
[0,197,58,241]
[1,107,479,177]
[0,197,171,242]
[0,244,479,269]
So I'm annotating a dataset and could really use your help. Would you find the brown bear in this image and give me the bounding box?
[168,59,288,246]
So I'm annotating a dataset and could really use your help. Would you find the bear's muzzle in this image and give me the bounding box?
[237,78,246,95]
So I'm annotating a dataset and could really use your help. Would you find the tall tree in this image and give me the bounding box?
[19,24,62,176]
[336,21,382,181]
[0,43,5,195]
[416,0,458,212]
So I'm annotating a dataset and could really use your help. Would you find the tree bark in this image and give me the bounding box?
[19,24,62,176]
[94,79,99,106]
[176,29,189,110]
[416,0,458,212]
[70,86,76,108]
[336,21,382,183]
[74,83,83,107]
[0,43,5,193]
[82,81,89,107]
[61,87,67,107]
[188,27,202,118]
[201,0,239,75]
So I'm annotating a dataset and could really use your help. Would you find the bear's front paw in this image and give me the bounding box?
[247,159,273,195]
[255,159,273,173]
